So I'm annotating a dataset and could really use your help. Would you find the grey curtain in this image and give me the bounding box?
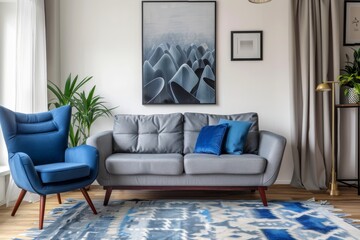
[291,0,340,190]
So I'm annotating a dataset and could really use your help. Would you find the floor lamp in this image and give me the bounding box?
[316,81,340,196]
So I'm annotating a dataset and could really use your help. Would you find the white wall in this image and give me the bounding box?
[57,0,293,183]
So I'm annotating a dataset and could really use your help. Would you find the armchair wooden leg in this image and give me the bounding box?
[80,188,97,214]
[57,193,62,204]
[103,187,113,206]
[11,189,27,216]
[39,195,46,230]
[258,187,268,206]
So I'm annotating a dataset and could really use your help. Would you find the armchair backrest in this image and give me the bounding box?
[0,105,71,166]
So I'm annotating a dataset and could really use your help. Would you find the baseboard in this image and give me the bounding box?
[91,180,99,186]
[274,179,291,184]
[91,180,292,186]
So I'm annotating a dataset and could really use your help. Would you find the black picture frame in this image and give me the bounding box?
[231,31,263,61]
[344,1,360,46]
[142,1,216,105]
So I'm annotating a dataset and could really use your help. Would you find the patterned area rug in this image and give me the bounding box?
[17,199,360,240]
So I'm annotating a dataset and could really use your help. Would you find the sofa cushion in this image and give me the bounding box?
[184,153,267,175]
[106,153,184,175]
[184,112,259,154]
[35,162,90,184]
[113,113,183,153]
[218,119,252,155]
[194,124,228,155]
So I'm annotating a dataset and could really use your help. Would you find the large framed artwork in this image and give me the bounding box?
[142,1,216,104]
[344,0,360,46]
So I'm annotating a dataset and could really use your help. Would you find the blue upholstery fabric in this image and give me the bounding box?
[194,124,228,155]
[0,105,70,165]
[0,105,99,195]
[218,119,252,155]
[35,162,90,184]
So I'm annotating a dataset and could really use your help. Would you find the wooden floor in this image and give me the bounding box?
[0,185,359,239]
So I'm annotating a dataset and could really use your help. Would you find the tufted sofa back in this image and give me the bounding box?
[112,112,260,155]
[0,105,71,165]
[113,113,183,153]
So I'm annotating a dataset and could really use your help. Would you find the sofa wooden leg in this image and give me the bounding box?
[11,189,27,216]
[104,187,113,206]
[57,193,62,204]
[39,195,46,229]
[258,187,268,206]
[80,188,97,214]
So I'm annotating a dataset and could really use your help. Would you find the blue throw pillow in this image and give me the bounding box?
[219,119,252,155]
[194,124,228,155]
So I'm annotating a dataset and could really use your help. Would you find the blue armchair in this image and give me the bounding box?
[0,105,99,229]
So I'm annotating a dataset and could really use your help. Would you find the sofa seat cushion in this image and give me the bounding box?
[35,162,90,184]
[184,153,267,175]
[106,153,184,175]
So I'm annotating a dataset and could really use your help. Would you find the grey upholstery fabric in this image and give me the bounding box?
[258,131,287,186]
[86,113,287,188]
[105,153,183,175]
[184,153,267,175]
[98,174,264,187]
[86,131,113,185]
[183,112,259,154]
[113,113,183,153]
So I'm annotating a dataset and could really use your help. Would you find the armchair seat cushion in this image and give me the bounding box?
[35,162,91,184]
[184,153,267,175]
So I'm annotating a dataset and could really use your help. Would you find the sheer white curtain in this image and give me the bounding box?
[0,2,17,166]
[5,0,48,206]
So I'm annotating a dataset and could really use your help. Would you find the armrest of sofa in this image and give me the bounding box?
[86,130,113,186]
[258,130,287,186]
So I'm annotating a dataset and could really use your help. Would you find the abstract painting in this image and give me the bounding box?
[142,1,216,104]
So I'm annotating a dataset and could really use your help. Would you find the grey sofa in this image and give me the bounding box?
[86,112,286,206]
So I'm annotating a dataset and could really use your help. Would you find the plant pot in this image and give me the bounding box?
[340,86,360,104]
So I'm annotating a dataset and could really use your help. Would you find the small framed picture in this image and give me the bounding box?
[231,31,262,61]
[344,1,360,45]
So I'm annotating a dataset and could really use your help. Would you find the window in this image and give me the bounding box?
[0,1,17,165]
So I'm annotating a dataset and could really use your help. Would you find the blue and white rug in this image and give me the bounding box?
[17,199,360,240]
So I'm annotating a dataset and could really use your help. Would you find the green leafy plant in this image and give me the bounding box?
[338,48,360,98]
[48,74,115,147]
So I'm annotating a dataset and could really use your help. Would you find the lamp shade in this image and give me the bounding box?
[316,83,331,92]
[249,0,272,3]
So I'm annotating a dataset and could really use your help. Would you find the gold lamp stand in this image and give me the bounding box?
[316,81,340,196]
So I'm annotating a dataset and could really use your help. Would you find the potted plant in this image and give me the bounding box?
[338,48,360,104]
[48,74,115,147]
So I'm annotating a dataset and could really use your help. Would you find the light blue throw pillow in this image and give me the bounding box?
[194,124,228,155]
[218,119,252,155]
